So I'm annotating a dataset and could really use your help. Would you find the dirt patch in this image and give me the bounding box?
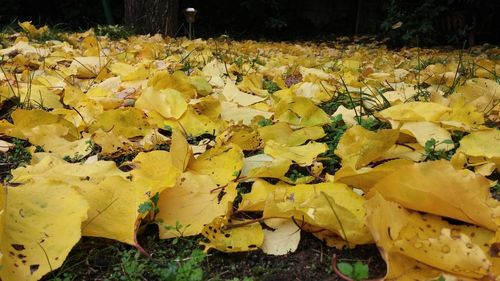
[43,230,386,281]
[203,232,386,280]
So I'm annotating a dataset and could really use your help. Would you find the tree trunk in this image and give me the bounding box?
[124,0,179,36]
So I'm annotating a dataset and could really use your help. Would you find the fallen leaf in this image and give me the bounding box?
[263,182,372,247]
[379,101,451,122]
[335,125,399,169]
[365,193,495,279]
[157,172,237,238]
[274,96,330,127]
[188,143,243,185]
[0,181,88,281]
[368,160,500,231]
[201,216,264,253]
[261,219,300,255]
[258,122,325,146]
[264,140,327,166]
[135,87,188,120]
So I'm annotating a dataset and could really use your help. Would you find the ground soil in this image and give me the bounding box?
[42,227,386,281]
[202,232,386,281]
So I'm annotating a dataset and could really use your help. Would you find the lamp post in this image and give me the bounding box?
[184,7,197,40]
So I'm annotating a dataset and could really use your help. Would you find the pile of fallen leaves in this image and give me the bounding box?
[0,22,499,281]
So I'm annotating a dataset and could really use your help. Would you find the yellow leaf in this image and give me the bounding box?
[220,101,273,125]
[135,87,188,120]
[240,154,292,180]
[191,96,221,120]
[201,216,264,253]
[332,105,358,126]
[53,99,104,131]
[0,140,14,153]
[258,123,325,146]
[365,193,494,279]
[201,60,225,88]
[10,156,148,245]
[400,121,453,151]
[75,176,145,245]
[334,159,413,193]
[263,182,372,246]
[379,143,425,162]
[335,125,399,169]
[440,97,484,131]
[92,129,136,156]
[0,41,50,57]
[81,36,99,56]
[188,143,244,185]
[89,108,152,138]
[11,155,124,183]
[237,73,269,97]
[86,87,114,98]
[368,160,500,231]
[1,109,79,141]
[291,81,332,103]
[139,129,170,151]
[238,179,281,211]
[170,129,192,171]
[33,134,92,159]
[264,140,327,166]
[148,71,196,99]
[178,107,225,137]
[218,125,262,151]
[70,56,108,79]
[109,62,148,81]
[223,78,266,106]
[188,76,212,96]
[0,181,88,281]
[157,172,237,238]
[379,101,451,122]
[18,21,48,38]
[130,151,181,196]
[16,84,63,109]
[274,96,330,127]
[261,219,300,255]
[475,162,496,176]
[450,78,500,113]
[458,129,500,159]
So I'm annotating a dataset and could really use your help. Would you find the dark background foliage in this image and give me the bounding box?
[0,0,123,30]
[0,0,498,45]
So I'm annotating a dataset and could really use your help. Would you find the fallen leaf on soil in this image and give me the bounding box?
[261,219,301,255]
[188,143,244,185]
[335,125,399,169]
[156,172,237,238]
[365,193,498,279]
[378,101,451,122]
[263,182,373,247]
[368,160,500,231]
[264,140,327,166]
[0,181,88,281]
[201,216,264,253]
